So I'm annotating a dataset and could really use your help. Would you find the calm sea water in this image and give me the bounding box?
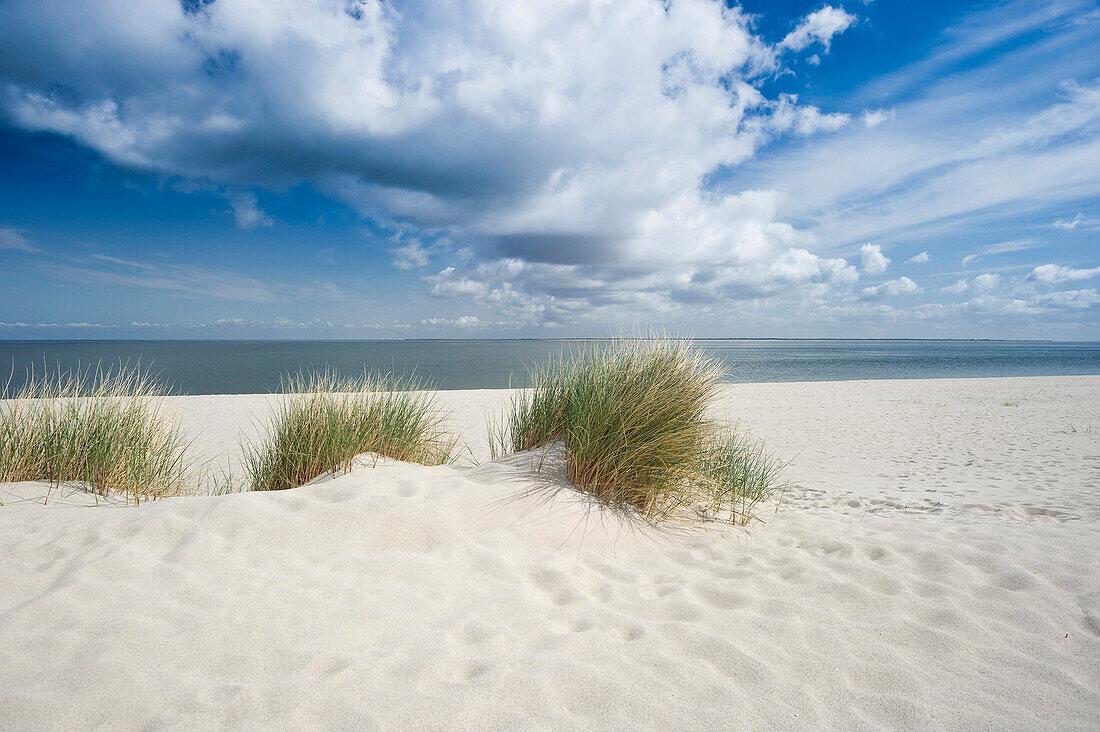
[1,340,1098,395]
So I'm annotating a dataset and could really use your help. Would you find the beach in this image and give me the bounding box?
[1,375,1098,728]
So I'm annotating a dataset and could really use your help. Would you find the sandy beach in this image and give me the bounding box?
[1,375,1098,728]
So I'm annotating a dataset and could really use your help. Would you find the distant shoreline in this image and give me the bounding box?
[1,337,1094,344]
[67,372,1100,400]
[3,339,1097,396]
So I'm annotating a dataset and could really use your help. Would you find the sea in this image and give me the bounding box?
[1,339,1099,396]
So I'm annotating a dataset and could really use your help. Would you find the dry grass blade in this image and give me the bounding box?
[245,371,458,492]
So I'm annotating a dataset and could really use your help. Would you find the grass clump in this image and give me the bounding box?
[494,339,785,525]
[695,429,788,525]
[245,371,457,492]
[0,367,190,503]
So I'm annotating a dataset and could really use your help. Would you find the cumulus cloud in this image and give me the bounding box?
[16,1,1089,338]
[1028,263,1100,284]
[225,191,273,229]
[861,276,921,299]
[943,273,1002,294]
[779,6,858,52]
[426,187,863,325]
[955,286,1100,316]
[906,251,931,264]
[860,243,890,274]
[0,0,878,326]
[861,108,893,127]
[422,315,483,329]
[770,95,851,135]
[1028,288,1100,309]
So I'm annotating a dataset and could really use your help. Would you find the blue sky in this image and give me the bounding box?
[0,0,1097,339]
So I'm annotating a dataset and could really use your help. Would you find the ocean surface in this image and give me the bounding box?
[1,339,1099,396]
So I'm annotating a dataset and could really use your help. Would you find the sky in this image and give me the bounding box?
[0,0,1098,340]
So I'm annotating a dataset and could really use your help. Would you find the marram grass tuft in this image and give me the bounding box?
[493,339,786,524]
[694,428,789,525]
[0,366,191,503]
[245,371,458,492]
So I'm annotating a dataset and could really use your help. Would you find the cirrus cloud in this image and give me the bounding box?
[0,227,39,252]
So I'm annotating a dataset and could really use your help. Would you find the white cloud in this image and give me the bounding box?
[972,239,1039,256]
[0,227,39,252]
[779,6,858,52]
[424,186,865,326]
[943,273,1002,294]
[0,0,1094,337]
[1053,212,1100,231]
[1028,263,1100,284]
[422,315,484,329]
[861,108,893,127]
[861,276,921,299]
[391,240,429,270]
[952,285,1100,316]
[959,294,1037,316]
[738,1,1100,253]
[971,79,1100,157]
[970,272,1003,292]
[226,191,273,229]
[906,251,931,264]
[769,94,851,136]
[959,240,1035,267]
[34,252,348,304]
[860,243,890,274]
[90,253,159,271]
[1028,288,1100,308]
[0,0,881,326]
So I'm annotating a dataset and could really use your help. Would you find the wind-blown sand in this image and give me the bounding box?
[1,376,1098,728]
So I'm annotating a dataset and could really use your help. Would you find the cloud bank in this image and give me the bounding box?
[0,0,869,327]
[0,0,1095,336]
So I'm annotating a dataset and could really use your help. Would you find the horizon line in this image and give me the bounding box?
[2,337,1098,344]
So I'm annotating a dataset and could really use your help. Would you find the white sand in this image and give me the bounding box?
[1,376,1098,728]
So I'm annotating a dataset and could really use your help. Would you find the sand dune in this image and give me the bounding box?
[2,377,1098,728]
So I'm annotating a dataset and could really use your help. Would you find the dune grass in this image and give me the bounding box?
[245,371,458,492]
[493,339,785,524]
[696,428,788,525]
[0,366,191,503]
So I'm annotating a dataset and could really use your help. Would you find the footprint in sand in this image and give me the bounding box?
[450,619,496,646]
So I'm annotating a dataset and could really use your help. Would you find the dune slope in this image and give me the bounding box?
[1,377,1098,729]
